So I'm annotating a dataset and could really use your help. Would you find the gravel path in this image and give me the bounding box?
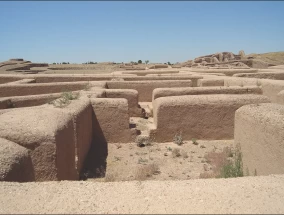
[1,175,284,214]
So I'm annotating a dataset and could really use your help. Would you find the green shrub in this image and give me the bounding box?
[219,150,243,178]
[50,92,79,108]
[173,132,183,146]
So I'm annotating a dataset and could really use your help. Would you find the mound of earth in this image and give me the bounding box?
[0,59,48,74]
[178,51,284,69]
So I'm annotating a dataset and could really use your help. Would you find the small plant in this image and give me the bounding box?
[219,150,243,178]
[7,100,15,108]
[138,157,148,164]
[114,143,122,149]
[84,82,91,91]
[138,60,142,64]
[167,147,172,151]
[145,60,149,64]
[181,150,189,159]
[105,172,118,182]
[172,148,181,158]
[135,135,153,147]
[114,156,121,162]
[192,138,198,145]
[50,92,79,108]
[200,146,244,179]
[173,132,184,146]
[134,163,160,180]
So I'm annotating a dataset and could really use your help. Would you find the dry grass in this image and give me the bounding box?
[173,132,184,145]
[50,91,79,108]
[105,172,119,182]
[247,52,284,65]
[134,163,160,181]
[172,148,181,158]
[200,146,243,179]
[199,147,232,179]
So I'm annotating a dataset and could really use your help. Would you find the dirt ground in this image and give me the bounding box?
[1,175,284,214]
[88,139,235,182]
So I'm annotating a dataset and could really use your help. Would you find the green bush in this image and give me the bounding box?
[219,150,243,178]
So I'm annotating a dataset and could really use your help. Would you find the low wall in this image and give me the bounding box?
[5,79,36,85]
[1,93,63,108]
[260,79,284,104]
[197,79,224,87]
[123,76,202,87]
[0,106,77,181]
[58,98,93,176]
[277,90,284,105]
[107,80,193,102]
[150,94,270,142]
[152,86,263,101]
[105,89,142,117]
[223,77,259,87]
[0,138,34,182]
[91,98,137,143]
[235,103,284,176]
[234,72,284,80]
[119,70,178,76]
[0,76,23,84]
[0,98,12,109]
[0,81,106,97]
[192,69,258,76]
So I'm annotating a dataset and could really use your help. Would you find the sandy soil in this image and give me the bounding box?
[1,175,284,214]
[88,139,234,182]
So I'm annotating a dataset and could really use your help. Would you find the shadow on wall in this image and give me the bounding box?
[80,111,108,180]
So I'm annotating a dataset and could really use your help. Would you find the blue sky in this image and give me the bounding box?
[0,1,284,64]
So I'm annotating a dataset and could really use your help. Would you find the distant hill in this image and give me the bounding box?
[246,52,284,66]
[178,51,284,69]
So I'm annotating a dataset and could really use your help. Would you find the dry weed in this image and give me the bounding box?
[172,148,181,158]
[134,163,160,181]
[105,172,119,182]
[200,147,243,179]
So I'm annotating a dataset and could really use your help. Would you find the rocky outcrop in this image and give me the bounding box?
[180,50,268,69]
[0,59,48,73]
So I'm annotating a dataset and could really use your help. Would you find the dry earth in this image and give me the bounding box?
[247,52,284,65]
[91,140,234,182]
[1,175,284,214]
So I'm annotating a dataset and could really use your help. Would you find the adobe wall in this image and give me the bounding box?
[234,72,284,80]
[1,93,63,108]
[107,80,193,102]
[277,90,284,105]
[105,89,142,117]
[150,94,270,142]
[0,138,34,182]
[197,79,224,87]
[192,69,258,76]
[0,106,77,181]
[0,98,12,109]
[91,98,137,143]
[222,76,284,104]
[33,75,134,83]
[57,98,93,176]
[223,76,259,87]
[115,70,179,76]
[0,76,23,84]
[259,79,284,104]
[123,76,202,87]
[5,79,36,84]
[152,86,263,101]
[0,81,106,97]
[235,103,284,176]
